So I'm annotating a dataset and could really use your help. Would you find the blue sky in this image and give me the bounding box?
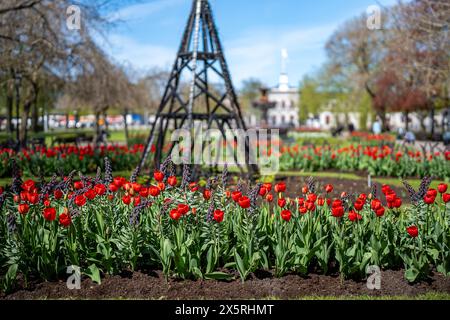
[102,0,399,88]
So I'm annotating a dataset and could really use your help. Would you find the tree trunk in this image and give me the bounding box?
[430,106,435,139]
[31,89,39,132]
[5,86,13,133]
[404,111,409,131]
[19,101,32,149]
[123,109,129,146]
[93,111,101,148]
[65,113,69,128]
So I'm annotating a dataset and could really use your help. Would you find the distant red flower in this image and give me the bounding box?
[122,195,131,205]
[231,191,242,202]
[139,188,149,198]
[259,186,268,196]
[27,193,39,204]
[74,195,86,207]
[375,207,385,217]
[438,183,448,194]
[274,182,286,193]
[74,181,84,190]
[18,203,30,215]
[325,184,333,193]
[203,189,212,200]
[423,194,435,205]
[371,199,382,210]
[443,193,450,203]
[278,198,287,208]
[177,204,190,215]
[393,197,402,208]
[348,210,357,222]
[170,208,181,220]
[213,209,224,223]
[43,199,51,207]
[109,183,119,192]
[85,189,96,200]
[265,193,273,202]
[154,170,164,182]
[263,183,272,192]
[189,182,198,192]
[157,182,165,192]
[167,176,177,187]
[238,196,251,209]
[131,183,141,192]
[280,209,292,221]
[298,206,307,214]
[54,189,63,200]
[43,207,57,221]
[149,186,160,197]
[406,225,418,238]
[22,179,35,192]
[317,197,325,206]
[306,201,316,212]
[331,205,344,218]
[301,186,309,194]
[59,213,71,227]
[307,193,317,203]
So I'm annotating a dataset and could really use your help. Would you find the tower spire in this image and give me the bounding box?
[138,0,258,177]
[279,48,289,91]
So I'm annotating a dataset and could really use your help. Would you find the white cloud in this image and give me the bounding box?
[108,0,184,22]
[105,34,175,70]
[225,24,336,87]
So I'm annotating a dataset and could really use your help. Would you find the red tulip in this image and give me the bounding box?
[443,193,450,203]
[259,186,268,196]
[331,205,344,218]
[301,186,309,194]
[359,193,367,201]
[274,182,286,193]
[265,193,273,202]
[263,183,272,192]
[154,170,164,182]
[133,196,141,206]
[85,189,96,200]
[59,213,72,227]
[149,186,160,197]
[203,189,212,200]
[109,183,119,192]
[74,181,84,190]
[423,194,435,205]
[427,188,437,197]
[43,199,51,207]
[138,188,149,198]
[156,182,165,192]
[131,183,141,192]
[231,191,242,202]
[406,225,418,238]
[307,193,317,203]
[189,182,198,192]
[298,206,307,214]
[18,203,30,215]
[325,184,333,193]
[22,179,35,192]
[43,207,57,221]
[177,204,190,215]
[354,199,364,211]
[27,193,39,204]
[168,176,177,187]
[213,209,224,223]
[306,201,316,212]
[375,207,385,217]
[348,210,358,222]
[278,198,287,208]
[371,199,382,210]
[393,197,402,208]
[54,189,63,200]
[332,199,343,208]
[74,195,86,207]
[280,209,292,221]
[13,195,20,203]
[170,208,181,220]
[238,196,251,209]
[317,197,325,206]
[438,183,448,194]
[122,195,131,205]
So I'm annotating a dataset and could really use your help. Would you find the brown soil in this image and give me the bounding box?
[278,174,410,203]
[2,269,449,300]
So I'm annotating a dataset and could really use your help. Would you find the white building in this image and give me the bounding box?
[266,71,300,128]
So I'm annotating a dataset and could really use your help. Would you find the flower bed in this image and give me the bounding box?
[278,144,450,178]
[0,144,143,178]
[0,157,449,293]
